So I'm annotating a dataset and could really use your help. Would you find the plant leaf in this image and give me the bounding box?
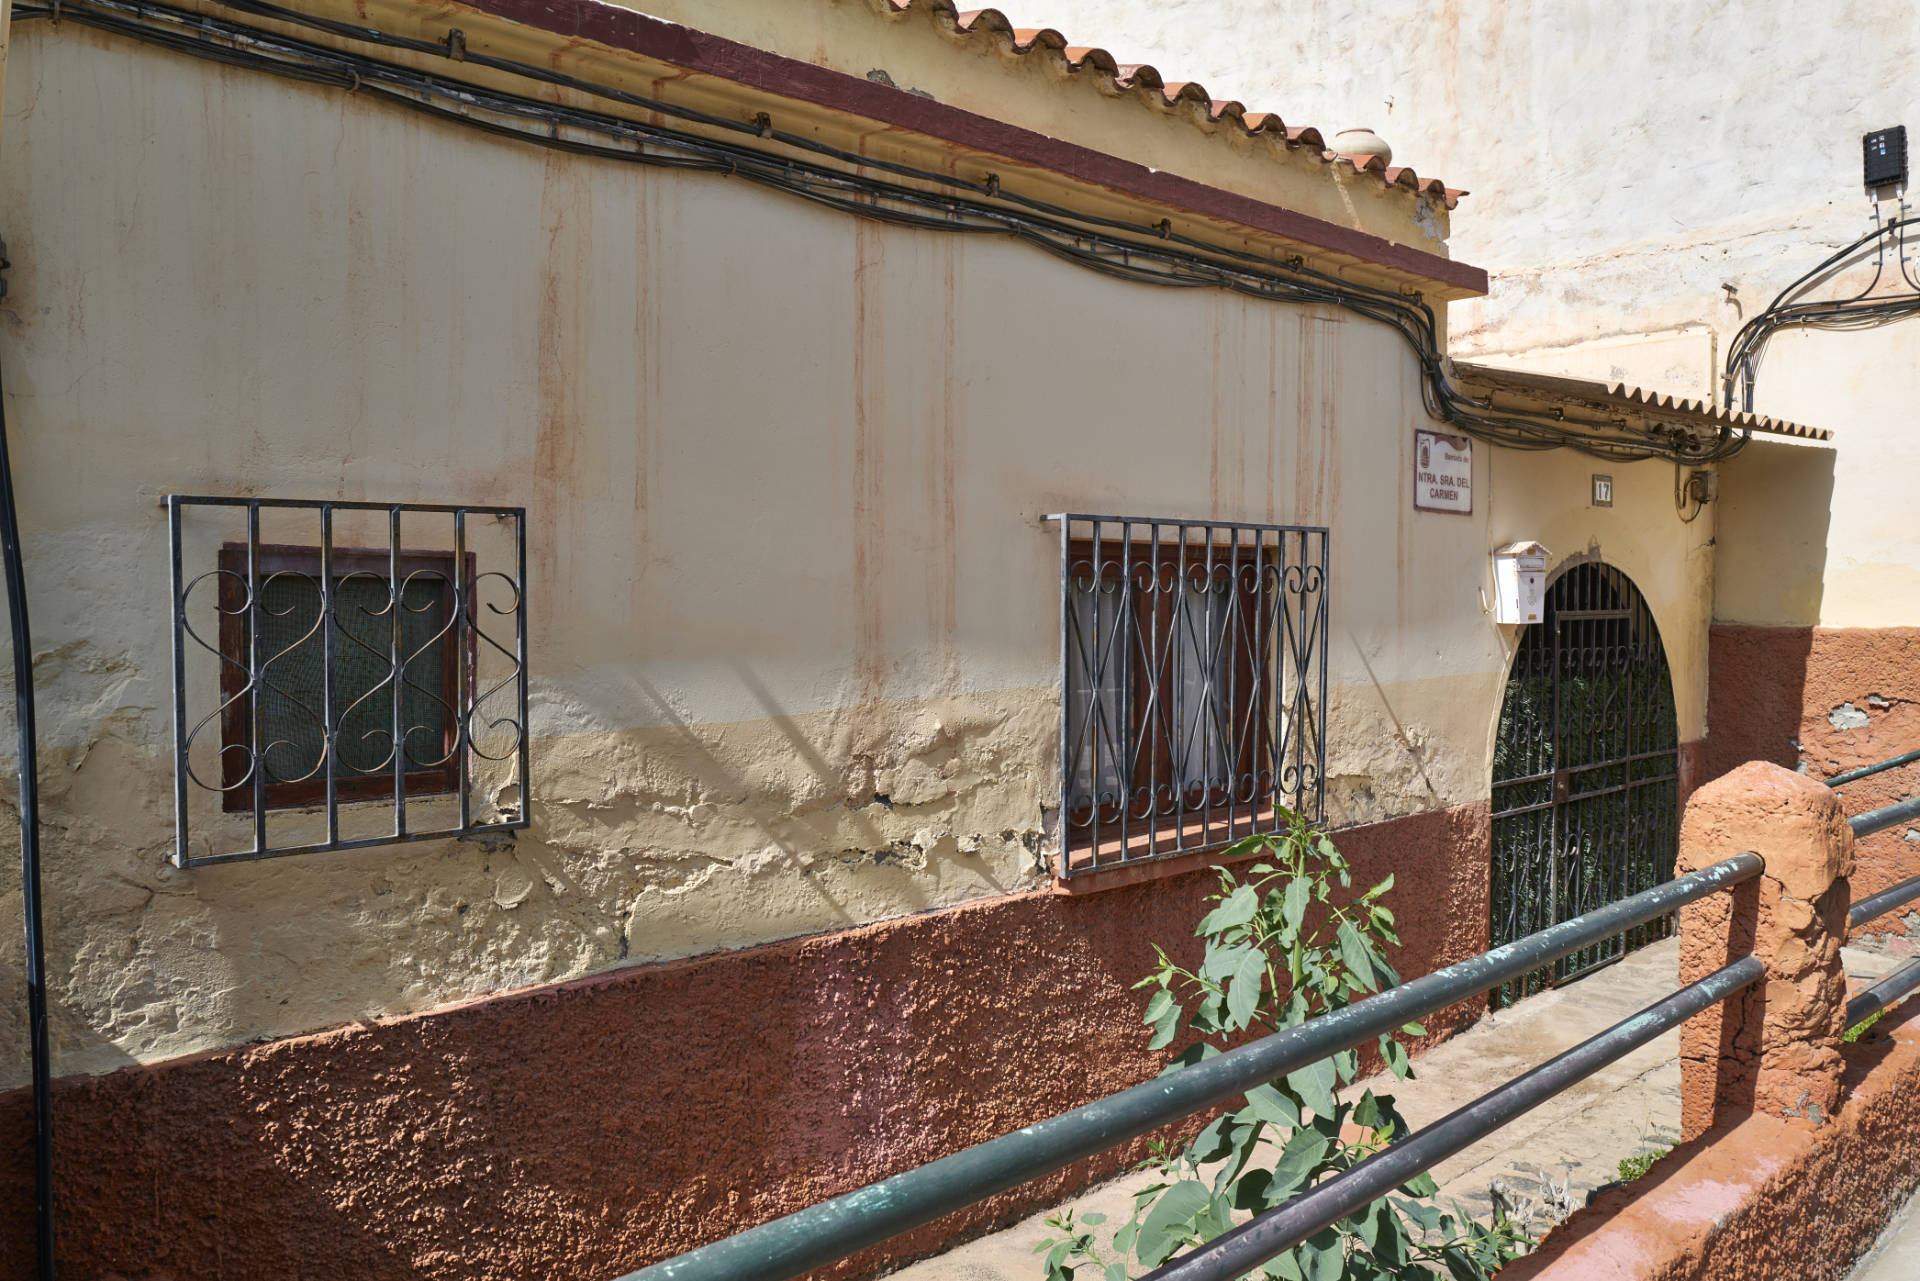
[1282,875,1311,935]
[1225,945,1267,1029]
[1220,835,1269,862]
[1263,1253,1305,1281]
[1243,1081,1302,1129]
[1286,1056,1338,1118]
[1337,920,1378,993]
[1265,1128,1331,1202]
[1147,1000,1182,1052]
[1158,1041,1219,1076]
[1187,1113,1235,1165]
[1302,1227,1345,1281]
[1393,1196,1443,1234]
[1202,937,1256,982]
[1332,1048,1359,1086]
[1135,1180,1212,1267]
[1198,885,1260,936]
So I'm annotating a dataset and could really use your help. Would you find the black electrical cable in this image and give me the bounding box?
[0,344,54,1277]
[19,0,1747,464]
[1724,213,1920,411]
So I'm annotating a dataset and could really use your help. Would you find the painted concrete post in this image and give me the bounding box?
[1675,761,1854,1140]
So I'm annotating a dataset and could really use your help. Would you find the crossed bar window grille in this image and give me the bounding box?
[168,496,529,867]
[1050,515,1328,877]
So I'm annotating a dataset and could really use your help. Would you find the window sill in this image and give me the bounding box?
[1051,807,1281,896]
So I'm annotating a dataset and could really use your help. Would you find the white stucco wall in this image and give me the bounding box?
[1002,0,1908,626]
[0,11,1716,1085]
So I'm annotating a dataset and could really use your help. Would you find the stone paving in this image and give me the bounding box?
[886,939,1901,1281]
[1848,1180,1920,1281]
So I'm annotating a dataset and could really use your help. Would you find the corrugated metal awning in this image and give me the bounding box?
[1452,362,1831,444]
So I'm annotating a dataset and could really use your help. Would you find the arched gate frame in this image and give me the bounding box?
[1489,561,1680,1006]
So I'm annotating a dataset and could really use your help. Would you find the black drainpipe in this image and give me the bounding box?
[0,337,55,1275]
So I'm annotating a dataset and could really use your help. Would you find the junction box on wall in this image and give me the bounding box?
[1864,126,1907,191]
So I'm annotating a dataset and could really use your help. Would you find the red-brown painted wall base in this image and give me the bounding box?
[1707,625,1920,937]
[1502,997,1920,1281]
[0,802,1489,1281]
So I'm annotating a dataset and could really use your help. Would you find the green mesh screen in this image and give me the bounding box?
[253,573,451,783]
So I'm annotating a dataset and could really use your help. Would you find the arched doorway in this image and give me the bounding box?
[1490,560,1679,1006]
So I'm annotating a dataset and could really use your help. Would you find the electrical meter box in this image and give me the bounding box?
[1493,541,1550,625]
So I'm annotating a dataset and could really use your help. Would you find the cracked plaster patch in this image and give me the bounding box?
[1830,702,1872,731]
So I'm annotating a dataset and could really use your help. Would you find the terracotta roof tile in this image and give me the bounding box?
[904,2,1462,207]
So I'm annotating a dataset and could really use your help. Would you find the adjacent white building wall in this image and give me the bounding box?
[1005,0,1915,627]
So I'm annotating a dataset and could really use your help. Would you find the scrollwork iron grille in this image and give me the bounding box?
[168,495,529,867]
[1049,514,1328,877]
[1489,561,1679,1006]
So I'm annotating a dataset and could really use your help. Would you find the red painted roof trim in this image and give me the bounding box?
[456,0,1490,296]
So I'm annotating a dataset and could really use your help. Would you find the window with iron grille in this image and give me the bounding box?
[170,497,528,867]
[1048,515,1328,877]
[216,543,470,810]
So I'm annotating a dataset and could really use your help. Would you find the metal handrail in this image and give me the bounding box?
[1139,957,1766,1281]
[1850,874,1920,929]
[1849,795,1920,841]
[1848,957,1920,1028]
[1835,748,1920,925]
[1844,792,1920,928]
[1827,746,1920,789]
[1836,759,1920,1018]
[622,853,1763,1281]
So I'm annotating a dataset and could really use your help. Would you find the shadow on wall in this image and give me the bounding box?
[0,802,1493,1281]
[1703,626,1814,782]
[1712,438,1835,634]
[1703,438,1837,782]
[1702,439,1920,938]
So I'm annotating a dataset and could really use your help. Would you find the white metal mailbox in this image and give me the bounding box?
[1492,541,1550,624]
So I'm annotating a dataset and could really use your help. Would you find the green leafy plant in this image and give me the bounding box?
[1036,813,1530,1280]
[1843,1007,1887,1043]
[1614,1143,1673,1185]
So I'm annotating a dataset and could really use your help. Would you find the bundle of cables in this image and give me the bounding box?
[21,0,1750,463]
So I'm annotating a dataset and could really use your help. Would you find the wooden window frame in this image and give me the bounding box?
[216,543,471,812]
[1065,538,1276,859]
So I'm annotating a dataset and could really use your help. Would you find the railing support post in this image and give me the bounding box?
[1676,761,1854,1139]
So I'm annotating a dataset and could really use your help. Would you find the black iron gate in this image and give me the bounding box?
[1490,561,1680,1006]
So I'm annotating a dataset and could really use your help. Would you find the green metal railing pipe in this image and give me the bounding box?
[1139,955,1766,1281]
[1846,956,1920,1029]
[1850,874,1920,929]
[1827,746,1920,789]
[621,853,1762,1281]
[1837,751,1920,926]
[1849,794,1920,841]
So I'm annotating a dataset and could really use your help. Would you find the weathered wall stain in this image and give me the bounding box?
[0,21,1711,1088]
[0,800,1493,1281]
[1706,625,1920,941]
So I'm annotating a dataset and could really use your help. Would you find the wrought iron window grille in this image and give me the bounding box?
[1048,514,1329,877]
[168,496,529,867]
